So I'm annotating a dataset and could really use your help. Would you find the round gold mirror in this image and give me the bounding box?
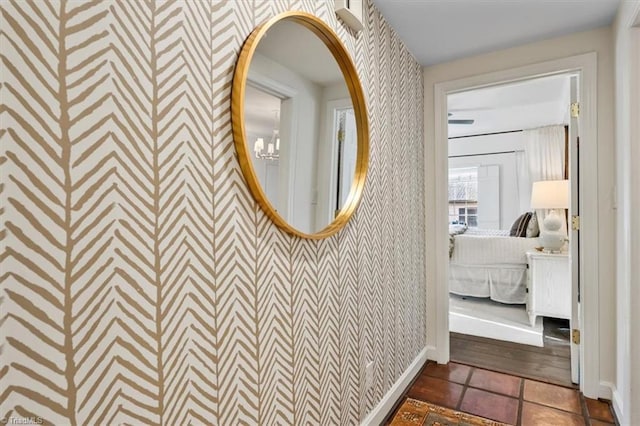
[231,11,369,239]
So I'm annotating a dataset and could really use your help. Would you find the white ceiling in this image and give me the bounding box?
[448,74,571,138]
[372,0,620,66]
[257,20,343,85]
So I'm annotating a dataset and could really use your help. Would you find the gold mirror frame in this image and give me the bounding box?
[231,11,369,239]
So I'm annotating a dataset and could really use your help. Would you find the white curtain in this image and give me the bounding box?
[524,124,567,235]
[524,125,565,182]
[514,150,531,216]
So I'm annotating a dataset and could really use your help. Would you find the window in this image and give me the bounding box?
[449,167,478,227]
[458,207,477,227]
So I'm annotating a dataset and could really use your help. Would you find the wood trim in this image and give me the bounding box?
[448,129,523,139]
[449,150,516,158]
[360,347,429,426]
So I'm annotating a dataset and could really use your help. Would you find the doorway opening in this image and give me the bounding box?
[430,52,601,398]
[445,74,578,387]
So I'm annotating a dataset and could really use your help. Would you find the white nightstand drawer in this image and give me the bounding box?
[526,251,570,326]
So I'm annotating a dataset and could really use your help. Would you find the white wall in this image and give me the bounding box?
[613,2,640,424]
[449,132,526,229]
[424,27,615,393]
[249,53,321,233]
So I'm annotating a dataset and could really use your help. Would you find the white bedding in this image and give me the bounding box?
[449,231,541,304]
[464,228,510,237]
[450,264,529,304]
[450,234,540,265]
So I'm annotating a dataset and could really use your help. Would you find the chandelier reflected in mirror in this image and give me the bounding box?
[254,110,280,160]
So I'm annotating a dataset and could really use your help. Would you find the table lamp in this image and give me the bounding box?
[530,180,569,253]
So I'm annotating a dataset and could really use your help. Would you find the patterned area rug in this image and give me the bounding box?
[389,398,510,426]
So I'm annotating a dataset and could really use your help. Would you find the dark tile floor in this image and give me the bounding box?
[390,361,616,425]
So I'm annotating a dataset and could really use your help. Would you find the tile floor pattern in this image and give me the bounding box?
[390,361,616,425]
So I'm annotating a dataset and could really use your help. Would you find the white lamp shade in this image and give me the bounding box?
[530,180,569,209]
[254,138,264,153]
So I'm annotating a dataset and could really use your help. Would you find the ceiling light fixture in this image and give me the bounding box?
[254,110,280,161]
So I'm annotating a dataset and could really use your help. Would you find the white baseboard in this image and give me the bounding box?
[361,347,428,426]
[611,385,624,425]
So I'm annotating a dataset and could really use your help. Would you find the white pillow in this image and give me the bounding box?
[526,212,540,238]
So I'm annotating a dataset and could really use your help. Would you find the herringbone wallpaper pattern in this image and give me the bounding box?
[0,0,425,424]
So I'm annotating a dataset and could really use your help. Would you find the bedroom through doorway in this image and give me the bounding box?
[445,73,579,387]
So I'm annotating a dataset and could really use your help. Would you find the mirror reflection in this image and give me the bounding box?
[243,20,357,235]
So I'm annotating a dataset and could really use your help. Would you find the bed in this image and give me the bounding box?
[449,227,540,304]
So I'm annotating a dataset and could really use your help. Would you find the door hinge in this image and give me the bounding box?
[572,329,581,344]
[570,102,580,118]
[571,215,580,231]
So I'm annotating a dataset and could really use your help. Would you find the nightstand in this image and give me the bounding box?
[526,251,570,327]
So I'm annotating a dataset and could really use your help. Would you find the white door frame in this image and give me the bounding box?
[431,52,601,398]
[317,98,352,228]
[247,73,298,221]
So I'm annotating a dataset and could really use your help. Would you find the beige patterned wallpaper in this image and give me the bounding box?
[0,0,425,424]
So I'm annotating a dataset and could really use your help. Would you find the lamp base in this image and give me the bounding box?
[542,248,564,254]
[540,231,566,252]
[540,210,566,252]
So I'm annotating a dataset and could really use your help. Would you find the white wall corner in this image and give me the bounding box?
[599,381,614,400]
[361,347,428,426]
[425,345,438,361]
[614,3,640,424]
